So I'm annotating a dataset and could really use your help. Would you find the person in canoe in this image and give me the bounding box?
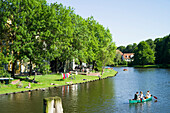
[139,91,145,101]
[134,92,140,100]
[145,91,151,99]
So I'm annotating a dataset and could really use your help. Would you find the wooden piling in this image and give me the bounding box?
[54,96,63,113]
[44,97,54,113]
[43,96,63,113]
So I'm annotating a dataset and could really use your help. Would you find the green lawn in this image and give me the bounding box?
[114,65,128,67]
[0,69,117,94]
[133,64,170,68]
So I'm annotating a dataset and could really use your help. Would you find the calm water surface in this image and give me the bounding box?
[0,67,170,113]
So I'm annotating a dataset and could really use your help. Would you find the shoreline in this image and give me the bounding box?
[132,64,170,68]
[0,70,118,96]
[111,64,170,68]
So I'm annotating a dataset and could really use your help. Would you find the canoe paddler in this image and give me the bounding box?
[134,92,139,100]
[145,91,151,99]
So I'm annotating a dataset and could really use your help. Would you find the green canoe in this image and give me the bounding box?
[129,96,152,103]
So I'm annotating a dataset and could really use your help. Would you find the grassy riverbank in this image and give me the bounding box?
[113,65,128,67]
[0,69,117,95]
[133,64,170,68]
[113,64,170,68]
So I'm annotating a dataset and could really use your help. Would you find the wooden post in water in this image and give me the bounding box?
[43,96,63,113]
[44,97,54,113]
[54,96,63,113]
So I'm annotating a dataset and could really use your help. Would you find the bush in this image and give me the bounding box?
[0,69,10,78]
[37,63,51,75]
[120,60,127,65]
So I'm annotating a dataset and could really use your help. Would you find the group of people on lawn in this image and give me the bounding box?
[134,91,151,100]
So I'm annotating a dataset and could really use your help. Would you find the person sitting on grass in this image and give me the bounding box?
[25,83,31,89]
[17,82,23,88]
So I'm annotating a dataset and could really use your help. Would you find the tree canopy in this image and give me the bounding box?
[117,35,169,66]
[134,41,155,65]
[0,0,117,76]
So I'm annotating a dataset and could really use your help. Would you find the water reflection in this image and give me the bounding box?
[129,101,152,113]
[134,68,157,73]
[0,67,169,113]
[60,79,116,113]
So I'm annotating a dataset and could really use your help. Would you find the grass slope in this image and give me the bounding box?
[0,69,117,94]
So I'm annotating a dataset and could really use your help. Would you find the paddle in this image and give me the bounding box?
[153,96,158,99]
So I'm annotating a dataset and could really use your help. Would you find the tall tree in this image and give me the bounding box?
[114,50,123,65]
[124,44,133,53]
[154,38,163,64]
[0,0,59,77]
[95,26,116,74]
[134,41,155,65]
[0,0,28,77]
[154,35,170,64]
[145,39,156,51]
[71,14,89,69]
[117,46,125,53]
[51,4,75,72]
[86,16,99,70]
[132,43,137,52]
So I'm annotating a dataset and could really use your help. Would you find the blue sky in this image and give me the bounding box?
[46,0,170,46]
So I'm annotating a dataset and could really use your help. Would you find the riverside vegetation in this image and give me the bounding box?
[0,69,117,94]
[0,0,116,79]
[115,35,170,67]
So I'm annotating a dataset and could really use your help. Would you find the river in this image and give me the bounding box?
[0,67,169,113]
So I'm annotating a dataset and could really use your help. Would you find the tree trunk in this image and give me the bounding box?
[102,68,104,75]
[55,58,59,73]
[79,60,82,72]
[11,60,17,78]
[50,60,55,73]
[92,60,95,71]
[63,61,66,73]
[29,58,32,76]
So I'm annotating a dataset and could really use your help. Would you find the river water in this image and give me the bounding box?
[0,67,170,113]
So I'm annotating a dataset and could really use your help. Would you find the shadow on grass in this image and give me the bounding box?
[14,76,39,83]
[55,79,64,81]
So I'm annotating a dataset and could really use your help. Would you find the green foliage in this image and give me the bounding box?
[120,60,128,65]
[117,43,137,53]
[0,69,10,78]
[155,35,170,64]
[118,35,169,65]
[134,41,155,65]
[37,62,51,75]
[117,46,126,53]
[0,0,117,75]
[124,44,133,53]
[114,52,122,65]
[0,53,10,78]
[145,39,156,51]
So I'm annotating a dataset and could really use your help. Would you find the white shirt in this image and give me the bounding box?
[140,94,144,99]
[146,92,151,98]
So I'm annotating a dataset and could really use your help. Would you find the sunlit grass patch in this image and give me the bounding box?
[0,69,117,94]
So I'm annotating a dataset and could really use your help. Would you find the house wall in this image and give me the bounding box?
[122,53,134,62]
[0,40,23,74]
